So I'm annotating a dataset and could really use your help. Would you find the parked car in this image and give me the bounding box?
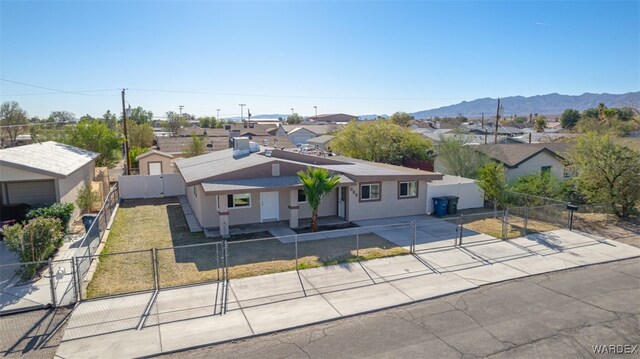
[0,203,31,239]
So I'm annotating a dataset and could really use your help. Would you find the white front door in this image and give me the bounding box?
[260,191,279,222]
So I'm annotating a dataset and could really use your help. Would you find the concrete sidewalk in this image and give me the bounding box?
[55,229,640,358]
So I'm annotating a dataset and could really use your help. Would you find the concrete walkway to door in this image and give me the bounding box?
[55,227,640,358]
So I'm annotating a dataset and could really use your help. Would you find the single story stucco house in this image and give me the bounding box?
[0,141,99,221]
[174,139,444,237]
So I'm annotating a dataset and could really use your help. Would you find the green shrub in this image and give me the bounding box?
[3,217,64,280]
[27,202,75,233]
[76,186,101,214]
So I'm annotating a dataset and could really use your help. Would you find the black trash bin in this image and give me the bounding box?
[445,196,459,215]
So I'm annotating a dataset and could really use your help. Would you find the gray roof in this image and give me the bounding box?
[0,141,98,178]
[320,157,440,180]
[474,143,570,168]
[307,135,335,144]
[175,149,276,184]
[201,175,354,193]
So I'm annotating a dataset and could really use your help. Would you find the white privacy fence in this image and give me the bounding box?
[119,174,186,199]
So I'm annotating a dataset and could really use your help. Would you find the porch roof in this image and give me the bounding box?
[201,175,355,194]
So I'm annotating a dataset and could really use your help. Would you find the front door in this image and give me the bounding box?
[260,191,279,222]
[338,187,346,218]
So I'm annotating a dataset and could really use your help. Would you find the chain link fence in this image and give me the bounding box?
[0,258,77,314]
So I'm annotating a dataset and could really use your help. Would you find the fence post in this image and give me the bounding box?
[216,243,220,282]
[410,221,416,253]
[356,228,360,257]
[74,256,82,301]
[48,259,57,307]
[458,214,463,246]
[502,209,508,240]
[523,205,528,236]
[294,235,299,270]
[152,248,159,290]
[70,257,79,303]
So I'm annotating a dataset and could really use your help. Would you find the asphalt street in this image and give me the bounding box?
[160,258,640,359]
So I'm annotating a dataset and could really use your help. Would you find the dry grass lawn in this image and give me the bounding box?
[464,217,561,240]
[86,197,407,298]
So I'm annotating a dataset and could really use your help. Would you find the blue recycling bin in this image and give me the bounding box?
[432,197,449,217]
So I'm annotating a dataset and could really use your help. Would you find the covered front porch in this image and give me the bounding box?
[200,176,353,238]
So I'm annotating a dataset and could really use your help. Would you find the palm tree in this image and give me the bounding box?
[297,166,341,232]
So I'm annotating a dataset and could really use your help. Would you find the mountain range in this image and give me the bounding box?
[410,92,639,119]
[232,92,639,121]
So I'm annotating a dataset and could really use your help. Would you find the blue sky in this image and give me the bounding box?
[1,0,638,119]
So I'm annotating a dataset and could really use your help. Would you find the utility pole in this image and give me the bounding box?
[481,112,485,129]
[494,98,501,144]
[121,89,131,175]
[239,104,246,122]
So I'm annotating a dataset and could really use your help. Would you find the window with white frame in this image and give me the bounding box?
[227,193,251,208]
[398,181,418,198]
[297,189,307,203]
[360,183,380,201]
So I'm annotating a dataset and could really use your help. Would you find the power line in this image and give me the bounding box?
[128,88,459,101]
[0,79,120,97]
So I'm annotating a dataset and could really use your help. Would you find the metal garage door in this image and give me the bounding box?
[6,181,56,205]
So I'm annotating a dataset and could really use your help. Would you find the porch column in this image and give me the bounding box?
[217,194,230,238]
[288,189,299,228]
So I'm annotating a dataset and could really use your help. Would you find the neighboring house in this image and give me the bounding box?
[0,141,99,221]
[473,143,569,182]
[136,150,175,175]
[307,135,335,151]
[175,142,443,237]
[286,127,318,145]
[309,113,357,124]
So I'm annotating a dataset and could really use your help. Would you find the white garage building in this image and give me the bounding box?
[0,141,99,220]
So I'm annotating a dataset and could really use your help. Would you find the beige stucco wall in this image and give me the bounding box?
[347,180,428,222]
[506,152,564,182]
[138,154,174,175]
[186,184,203,226]
[298,188,338,219]
[58,161,95,220]
[228,192,261,226]
[0,165,54,181]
